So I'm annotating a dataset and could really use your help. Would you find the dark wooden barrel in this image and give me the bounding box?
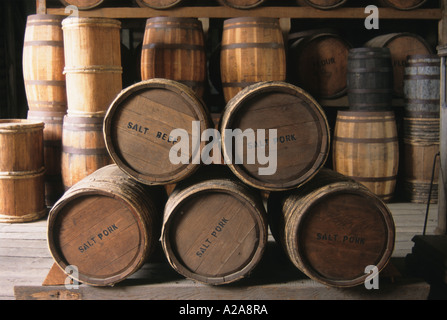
[403,54,440,203]
[220,17,286,102]
[59,0,105,10]
[136,0,183,9]
[288,29,352,99]
[347,47,393,111]
[161,165,268,285]
[220,81,330,191]
[295,0,348,10]
[47,164,167,286]
[267,168,395,288]
[377,0,428,10]
[332,111,399,202]
[218,0,267,9]
[103,79,212,186]
[140,17,206,98]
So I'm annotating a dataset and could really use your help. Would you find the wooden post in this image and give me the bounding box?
[36,0,46,14]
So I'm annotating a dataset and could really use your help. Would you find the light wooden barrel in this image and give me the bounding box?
[141,17,206,98]
[347,47,393,111]
[333,111,399,202]
[59,0,105,10]
[161,165,268,285]
[62,17,122,116]
[48,164,166,286]
[288,30,352,99]
[136,0,183,9]
[295,0,348,10]
[27,110,65,205]
[220,81,330,191]
[62,115,111,190]
[365,33,433,97]
[103,79,212,185]
[23,14,66,114]
[0,120,46,223]
[218,0,267,9]
[377,0,428,10]
[267,168,395,288]
[221,17,286,102]
[403,55,440,203]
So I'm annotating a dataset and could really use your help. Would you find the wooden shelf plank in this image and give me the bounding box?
[46,7,443,20]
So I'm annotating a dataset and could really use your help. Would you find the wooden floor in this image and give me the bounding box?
[0,202,440,300]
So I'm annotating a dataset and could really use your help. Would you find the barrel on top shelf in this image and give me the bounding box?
[295,0,348,10]
[220,17,286,103]
[220,81,330,191]
[103,79,212,186]
[47,164,167,287]
[332,110,399,202]
[288,29,352,100]
[267,168,395,288]
[136,0,183,9]
[365,33,433,97]
[377,0,428,10]
[347,47,393,111]
[161,165,268,285]
[141,17,206,98]
[218,0,267,9]
[0,120,46,223]
[59,0,104,10]
[403,54,440,203]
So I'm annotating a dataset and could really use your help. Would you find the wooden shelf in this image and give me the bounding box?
[44,6,443,20]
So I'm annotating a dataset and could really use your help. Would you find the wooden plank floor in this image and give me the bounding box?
[0,203,439,300]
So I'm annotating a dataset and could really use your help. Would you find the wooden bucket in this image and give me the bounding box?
[365,33,433,97]
[0,120,46,223]
[161,165,268,285]
[288,29,352,99]
[218,0,267,9]
[62,17,122,116]
[136,0,183,9]
[221,17,286,103]
[59,0,105,10]
[377,0,428,10]
[403,55,440,203]
[332,110,399,202]
[295,0,348,10]
[347,47,393,111]
[103,79,212,185]
[23,14,66,114]
[27,110,65,205]
[47,164,166,286]
[267,168,395,288]
[220,81,330,191]
[141,17,206,98]
[62,115,111,190]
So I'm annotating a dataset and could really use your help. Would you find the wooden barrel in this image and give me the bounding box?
[62,115,111,190]
[62,17,122,116]
[136,0,183,9]
[267,168,395,288]
[288,29,352,99]
[218,0,267,9]
[103,79,212,186]
[295,0,348,10]
[347,47,393,111]
[403,55,440,203]
[377,0,427,10]
[59,0,105,10]
[27,110,65,205]
[332,111,399,202]
[47,164,167,286]
[23,14,66,114]
[141,17,206,98]
[220,81,330,191]
[0,120,46,223]
[221,17,286,103]
[161,165,268,285]
[365,33,433,97]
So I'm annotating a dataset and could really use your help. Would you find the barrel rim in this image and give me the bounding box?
[136,0,183,9]
[161,179,267,285]
[220,81,330,191]
[61,16,121,28]
[47,182,151,286]
[220,0,266,9]
[103,78,212,186]
[223,17,280,26]
[291,184,395,288]
[299,0,348,10]
[0,119,44,131]
[27,14,66,22]
[59,0,105,10]
[145,16,202,25]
